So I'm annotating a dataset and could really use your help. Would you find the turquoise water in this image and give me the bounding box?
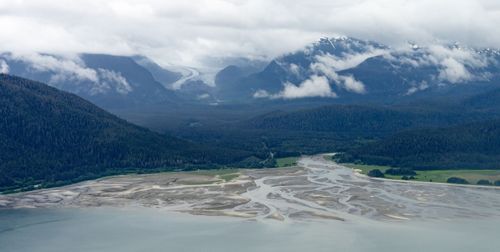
[1,208,499,252]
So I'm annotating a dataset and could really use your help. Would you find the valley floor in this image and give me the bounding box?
[1,155,499,222]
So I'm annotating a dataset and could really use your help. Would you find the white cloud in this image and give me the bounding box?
[438,57,471,83]
[428,45,488,83]
[314,49,387,72]
[262,75,336,99]
[108,2,155,20]
[197,93,210,100]
[289,63,301,77]
[280,75,336,99]
[337,75,366,94]
[253,89,271,98]
[0,60,9,74]
[4,53,135,95]
[310,52,377,94]
[428,45,487,67]
[10,53,99,83]
[97,69,132,95]
[391,44,491,84]
[310,62,366,94]
[1,0,499,69]
[406,81,429,95]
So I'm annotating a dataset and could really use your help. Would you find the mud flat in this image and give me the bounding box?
[1,155,500,222]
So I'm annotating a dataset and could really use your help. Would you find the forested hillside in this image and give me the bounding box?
[0,74,250,192]
[338,120,500,170]
[174,102,499,159]
[244,105,477,136]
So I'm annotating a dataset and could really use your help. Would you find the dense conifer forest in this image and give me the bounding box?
[0,74,252,192]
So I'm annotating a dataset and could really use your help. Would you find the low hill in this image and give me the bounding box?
[339,120,500,170]
[243,105,486,137]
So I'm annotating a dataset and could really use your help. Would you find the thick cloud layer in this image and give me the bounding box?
[2,53,133,95]
[1,0,499,69]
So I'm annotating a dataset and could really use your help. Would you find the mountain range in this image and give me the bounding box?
[215,37,500,104]
[3,37,500,111]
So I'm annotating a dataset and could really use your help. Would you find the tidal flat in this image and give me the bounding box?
[2,155,500,251]
[1,155,499,222]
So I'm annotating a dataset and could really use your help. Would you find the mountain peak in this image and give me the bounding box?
[307,36,388,58]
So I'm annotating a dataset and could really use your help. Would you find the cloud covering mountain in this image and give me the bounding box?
[0,53,180,109]
[217,37,500,102]
[1,0,500,69]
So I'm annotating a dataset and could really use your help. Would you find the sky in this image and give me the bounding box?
[1,0,500,69]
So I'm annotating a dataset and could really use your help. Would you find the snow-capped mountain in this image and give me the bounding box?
[215,37,388,101]
[338,43,500,101]
[2,37,499,110]
[214,37,500,104]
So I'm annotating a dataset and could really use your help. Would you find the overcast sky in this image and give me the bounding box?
[1,0,500,68]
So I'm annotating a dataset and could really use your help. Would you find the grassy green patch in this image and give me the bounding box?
[343,163,500,185]
[412,170,500,184]
[276,157,300,167]
[218,173,240,182]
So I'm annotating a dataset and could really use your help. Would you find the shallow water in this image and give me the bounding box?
[1,207,499,252]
